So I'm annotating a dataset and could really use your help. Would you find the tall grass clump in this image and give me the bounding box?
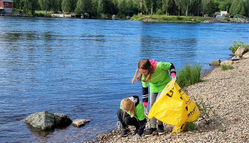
[176,64,202,88]
[229,39,246,53]
[221,64,234,71]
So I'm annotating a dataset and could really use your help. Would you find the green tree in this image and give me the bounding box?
[204,0,219,16]
[61,0,71,12]
[118,0,126,17]
[174,0,201,16]
[13,0,24,10]
[91,0,98,16]
[144,0,156,15]
[218,0,231,11]
[245,0,249,17]
[230,0,245,16]
[39,0,53,15]
[51,0,63,12]
[75,0,92,15]
[61,0,77,13]
[97,0,106,14]
[22,0,39,15]
[162,0,170,15]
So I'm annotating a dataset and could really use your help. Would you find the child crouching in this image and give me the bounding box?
[117,96,147,139]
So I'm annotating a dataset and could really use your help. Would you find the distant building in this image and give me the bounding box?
[0,0,13,14]
[220,11,228,15]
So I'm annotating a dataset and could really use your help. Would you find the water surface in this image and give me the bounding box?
[0,16,248,142]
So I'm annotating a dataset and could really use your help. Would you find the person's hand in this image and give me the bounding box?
[133,133,141,139]
[144,106,148,117]
[171,75,177,81]
[116,121,122,129]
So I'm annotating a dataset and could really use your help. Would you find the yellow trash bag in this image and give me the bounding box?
[148,79,200,133]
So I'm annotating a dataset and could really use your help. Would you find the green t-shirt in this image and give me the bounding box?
[120,101,146,121]
[142,62,171,93]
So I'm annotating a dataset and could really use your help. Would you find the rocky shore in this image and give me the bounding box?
[94,56,249,143]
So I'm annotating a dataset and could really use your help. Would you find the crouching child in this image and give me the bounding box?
[117,96,147,139]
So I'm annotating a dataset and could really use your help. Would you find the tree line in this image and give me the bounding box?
[13,0,249,18]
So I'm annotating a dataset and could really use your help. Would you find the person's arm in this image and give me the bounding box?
[169,63,176,78]
[135,103,146,136]
[141,76,149,107]
[161,62,176,78]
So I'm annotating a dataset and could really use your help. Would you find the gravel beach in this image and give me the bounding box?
[95,57,249,143]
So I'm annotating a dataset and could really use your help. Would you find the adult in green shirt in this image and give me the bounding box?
[132,59,177,136]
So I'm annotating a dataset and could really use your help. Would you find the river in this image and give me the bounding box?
[0,16,248,142]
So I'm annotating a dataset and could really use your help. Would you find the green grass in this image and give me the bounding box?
[192,95,217,123]
[34,10,54,17]
[229,39,246,53]
[221,64,234,71]
[130,14,212,23]
[176,64,203,88]
[185,122,195,131]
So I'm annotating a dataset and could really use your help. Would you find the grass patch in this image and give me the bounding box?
[221,64,234,71]
[192,95,217,123]
[34,10,54,17]
[185,122,195,131]
[229,39,247,53]
[130,14,212,23]
[176,64,202,88]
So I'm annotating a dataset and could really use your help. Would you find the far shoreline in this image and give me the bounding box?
[2,13,249,24]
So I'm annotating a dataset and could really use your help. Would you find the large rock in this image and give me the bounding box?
[235,46,247,57]
[21,111,55,130]
[242,52,249,58]
[72,119,91,128]
[21,111,72,131]
[220,60,233,66]
[209,59,220,66]
[54,113,72,128]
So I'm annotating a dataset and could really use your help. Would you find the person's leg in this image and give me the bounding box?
[156,92,163,126]
[149,92,158,128]
[117,109,129,128]
[145,92,158,136]
[154,92,164,135]
[117,109,130,137]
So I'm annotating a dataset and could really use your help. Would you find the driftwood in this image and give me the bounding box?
[72,119,91,128]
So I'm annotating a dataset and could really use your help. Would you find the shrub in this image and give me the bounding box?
[229,39,246,53]
[192,95,217,123]
[176,16,183,20]
[176,64,202,88]
[156,9,163,15]
[223,17,230,21]
[162,17,170,21]
[221,65,234,71]
[130,14,142,20]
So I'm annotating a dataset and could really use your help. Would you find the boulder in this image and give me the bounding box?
[112,15,116,20]
[72,119,91,128]
[21,111,72,130]
[242,52,249,58]
[209,59,221,66]
[220,60,233,66]
[21,111,54,130]
[54,113,72,128]
[235,46,247,57]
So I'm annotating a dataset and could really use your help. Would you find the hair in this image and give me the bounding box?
[121,98,135,118]
[132,59,154,85]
